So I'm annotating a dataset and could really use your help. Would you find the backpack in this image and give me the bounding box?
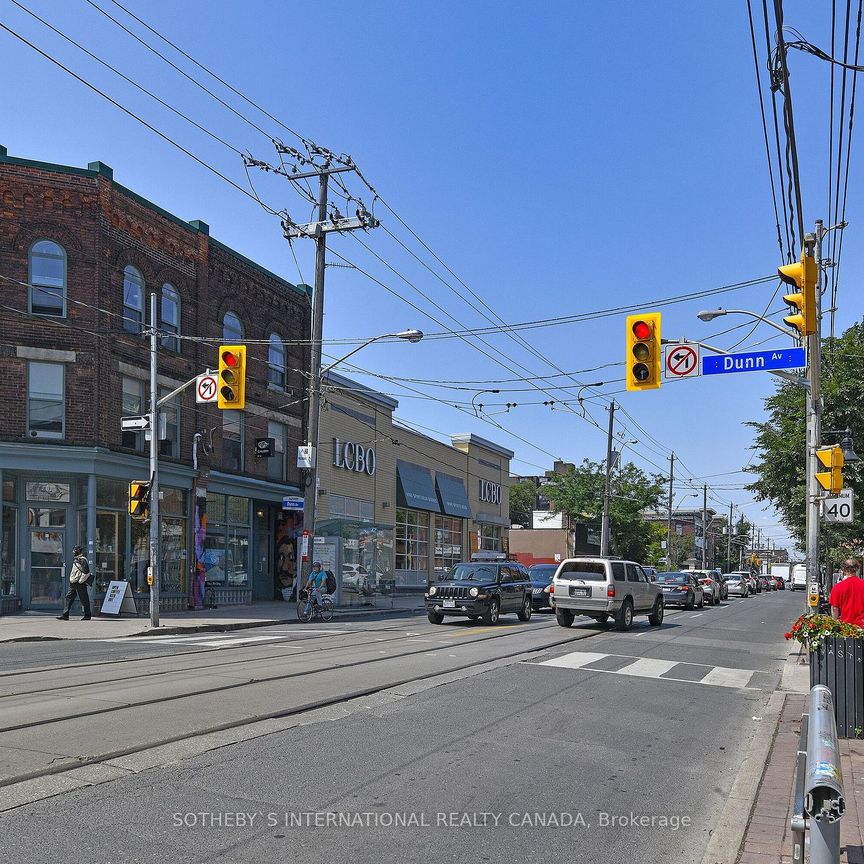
[325,571,337,595]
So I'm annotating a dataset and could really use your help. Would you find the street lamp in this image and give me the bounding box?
[823,428,860,464]
[696,308,793,337]
[302,328,423,587]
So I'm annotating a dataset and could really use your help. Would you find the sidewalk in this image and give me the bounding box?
[0,600,425,642]
[736,647,864,863]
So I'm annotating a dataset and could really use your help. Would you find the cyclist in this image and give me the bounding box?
[302,562,327,618]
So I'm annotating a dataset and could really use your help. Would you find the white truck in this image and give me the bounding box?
[770,563,791,584]
[790,564,807,591]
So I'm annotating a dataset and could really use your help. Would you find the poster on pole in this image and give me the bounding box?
[99,581,140,617]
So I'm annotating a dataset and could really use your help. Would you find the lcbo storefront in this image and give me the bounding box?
[314,373,513,610]
[0,446,302,614]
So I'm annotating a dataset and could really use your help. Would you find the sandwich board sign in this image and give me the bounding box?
[99,580,139,617]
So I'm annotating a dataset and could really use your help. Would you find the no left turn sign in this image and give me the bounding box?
[664,344,700,379]
[196,373,218,403]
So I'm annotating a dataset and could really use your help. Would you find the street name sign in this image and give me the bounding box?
[664,343,700,379]
[702,347,806,376]
[282,496,304,511]
[121,416,150,431]
[823,489,854,524]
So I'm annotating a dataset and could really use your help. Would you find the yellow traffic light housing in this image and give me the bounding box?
[816,446,844,494]
[217,345,246,409]
[626,313,661,391]
[129,481,150,521]
[778,251,817,336]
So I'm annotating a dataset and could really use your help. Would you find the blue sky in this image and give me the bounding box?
[2,0,857,551]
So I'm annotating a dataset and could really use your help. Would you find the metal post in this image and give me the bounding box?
[806,225,823,611]
[600,400,615,557]
[148,292,160,628]
[701,483,708,569]
[666,453,674,570]
[727,502,733,574]
[300,170,329,587]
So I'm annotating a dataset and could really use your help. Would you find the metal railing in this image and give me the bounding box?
[790,685,846,863]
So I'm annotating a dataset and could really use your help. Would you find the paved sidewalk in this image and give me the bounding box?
[0,600,424,642]
[737,666,864,863]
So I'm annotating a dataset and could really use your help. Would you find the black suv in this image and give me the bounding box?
[425,560,533,625]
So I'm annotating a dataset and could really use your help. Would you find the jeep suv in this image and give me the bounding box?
[552,558,664,631]
[425,560,533,625]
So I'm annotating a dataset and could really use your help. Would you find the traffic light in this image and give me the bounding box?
[816,445,844,494]
[778,250,817,336]
[217,345,246,409]
[626,313,662,391]
[129,481,150,521]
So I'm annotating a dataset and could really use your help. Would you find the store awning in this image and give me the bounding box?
[435,473,472,518]
[396,461,441,512]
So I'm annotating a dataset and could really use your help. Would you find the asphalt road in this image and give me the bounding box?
[0,589,801,863]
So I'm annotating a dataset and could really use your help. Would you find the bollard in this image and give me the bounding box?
[804,684,846,863]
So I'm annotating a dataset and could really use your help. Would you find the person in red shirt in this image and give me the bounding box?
[830,559,864,625]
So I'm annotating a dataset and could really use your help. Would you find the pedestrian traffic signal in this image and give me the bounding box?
[778,251,817,337]
[217,345,246,409]
[129,481,150,521]
[816,446,844,494]
[626,313,661,391]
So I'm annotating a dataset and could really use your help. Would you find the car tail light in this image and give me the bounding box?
[545,584,553,594]
[607,585,616,598]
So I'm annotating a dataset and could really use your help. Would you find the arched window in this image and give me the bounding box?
[268,333,286,389]
[161,283,180,351]
[123,266,145,334]
[29,240,66,317]
[222,311,243,342]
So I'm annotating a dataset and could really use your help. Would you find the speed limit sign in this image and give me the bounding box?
[823,489,854,523]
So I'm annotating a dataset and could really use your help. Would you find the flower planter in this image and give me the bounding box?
[809,636,864,738]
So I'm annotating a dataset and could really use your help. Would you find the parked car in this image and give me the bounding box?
[655,572,704,609]
[711,568,729,600]
[772,575,786,590]
[342,564,372,595]
[643,566,658,582]
[759,575,775,592]
[551,558,664,632]
[690,570,721,605]
[791,564,807,591]
[724,573,749,598]
[425,560,533,625]
[528,563,557,611]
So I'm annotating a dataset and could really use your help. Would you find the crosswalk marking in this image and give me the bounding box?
[535,650,761,690]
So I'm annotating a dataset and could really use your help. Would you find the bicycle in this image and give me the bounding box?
[297,588,334,623]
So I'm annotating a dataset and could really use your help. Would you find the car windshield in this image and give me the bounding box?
[656,573,688,584]
[447,564,497,582]
[556,561,607,581]
[529,565,556,584]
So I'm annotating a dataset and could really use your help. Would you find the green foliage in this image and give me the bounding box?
[509,480,537,527]
[543,459,665,562]
[747,319,864,561]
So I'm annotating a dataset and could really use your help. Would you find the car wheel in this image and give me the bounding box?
[615,599,634,632]
[555,608,575,628]
[427,612,444,625]
[698,593,705,609]
[685,594,695,610]
[648,599,664,626]
[517,595,532,622]
[482,598,500,626]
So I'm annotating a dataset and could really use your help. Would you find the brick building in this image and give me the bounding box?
[0,146,310,613]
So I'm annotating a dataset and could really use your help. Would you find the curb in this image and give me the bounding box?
[700,689,786,864]
[0,605,426,643]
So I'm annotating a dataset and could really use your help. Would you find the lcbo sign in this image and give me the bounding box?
[333,438,376,475]
[479,479,501,505]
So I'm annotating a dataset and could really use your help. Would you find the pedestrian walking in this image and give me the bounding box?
[56,545,93,621]
[829,559,864,625]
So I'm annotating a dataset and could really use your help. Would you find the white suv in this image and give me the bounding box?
[552,558,664,632]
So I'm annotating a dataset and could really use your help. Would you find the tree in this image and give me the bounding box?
[543,459,665,562]
[747,319,864,562]
[509,480,537,527]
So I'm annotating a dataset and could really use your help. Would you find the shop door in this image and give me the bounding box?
[253,532,271,601]
[28,507,67,609]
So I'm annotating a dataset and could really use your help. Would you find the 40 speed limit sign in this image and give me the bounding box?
[823,489,854,523]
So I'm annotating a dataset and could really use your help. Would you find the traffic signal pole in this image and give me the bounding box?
[666,453,675,571]
[805,224,822,610]
[148,291,160,628]
[600,400,615,557]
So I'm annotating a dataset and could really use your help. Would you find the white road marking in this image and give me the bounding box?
[618,657,679,678]
[699,666,755,688]
[539,652,608,670]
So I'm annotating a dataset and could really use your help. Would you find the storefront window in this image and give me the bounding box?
[481,524,502,551]
[433,515,463,576]
[227,496,249,525]
[161,517,187,594]
[127,488,188,595]
[330,495,374,522]
[94,510,127,594]
[395,508,429,577]
[203,493,249,587]
[3,478,15,501]
[207,492,226,523]
[97,478,128,509]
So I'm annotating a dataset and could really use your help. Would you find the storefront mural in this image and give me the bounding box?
[192,496,207,609]
[275,514,299,602]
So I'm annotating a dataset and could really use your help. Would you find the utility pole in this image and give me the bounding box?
[666,453,675,571]
[805,224,822,609]
[600,400,615,557]
[701,483,708,569]
[148,292,160,628]
[726,502,733,574]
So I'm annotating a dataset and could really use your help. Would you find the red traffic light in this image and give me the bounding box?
[632,320,652,341]
[222,350,239,367]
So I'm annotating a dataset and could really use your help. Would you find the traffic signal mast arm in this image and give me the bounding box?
[156,368,217,408]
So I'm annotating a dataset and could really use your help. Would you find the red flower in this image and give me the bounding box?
[784,632,792,639]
